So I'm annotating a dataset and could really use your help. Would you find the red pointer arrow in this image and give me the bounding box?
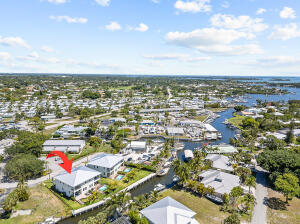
[46,151,73,174]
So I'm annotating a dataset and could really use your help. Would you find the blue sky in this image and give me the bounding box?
[0,0,300,76]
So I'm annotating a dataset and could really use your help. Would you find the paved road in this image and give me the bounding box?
[252,166,268,224]
[0,152,104,189]
[45,113,111,130]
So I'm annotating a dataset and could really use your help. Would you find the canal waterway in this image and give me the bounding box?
[60,83,299,223]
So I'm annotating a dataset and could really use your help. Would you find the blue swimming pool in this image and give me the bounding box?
[99,185,107,191]
[116,175,124,180]
[124,168,131,173]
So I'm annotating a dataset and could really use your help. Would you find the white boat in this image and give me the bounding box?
[173,175,179,182]
[217,133,222,139]
[154,183,166,192]
[191,138,202,142]
[157,167,170,176]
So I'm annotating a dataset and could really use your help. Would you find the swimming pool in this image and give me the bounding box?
[124,168,131,173]
[99,185,107,191]
[116,175,124,180]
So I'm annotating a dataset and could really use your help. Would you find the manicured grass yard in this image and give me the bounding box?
[0,184,70,224]
[267,188,300,224]
[228,115,246,129]
[159,189,228,224]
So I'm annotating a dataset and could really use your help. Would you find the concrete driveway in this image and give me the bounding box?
[251,166,268,224]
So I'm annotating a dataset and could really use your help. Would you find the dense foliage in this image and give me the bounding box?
[257,150,300,181]
[4,154,45,180]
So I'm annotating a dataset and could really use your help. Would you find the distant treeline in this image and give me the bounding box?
[269,82,300,88]
[288,100,300,105]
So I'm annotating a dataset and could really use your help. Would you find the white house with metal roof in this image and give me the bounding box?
[129,141,147,152]
[205,154,233,172]
[140,196,199,224]
[208,144,238,154]
[43,140,86,153]
[53,166,101,198]
[199,169,240,199]
[87,153,124,178]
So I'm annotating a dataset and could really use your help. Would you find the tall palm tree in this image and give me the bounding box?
[245,176,256,193]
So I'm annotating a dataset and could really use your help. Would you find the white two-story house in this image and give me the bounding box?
[87,153,124,178]
[53,166,101,198]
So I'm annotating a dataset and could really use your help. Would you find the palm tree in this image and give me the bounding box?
[241,193,255,214]
[245,176,256,193]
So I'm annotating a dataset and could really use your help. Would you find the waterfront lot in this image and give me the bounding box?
[45,168,151,210]
[228,115,245,128]
[0,184,70,224]
[159,189,228,224]
[267,188,300,224]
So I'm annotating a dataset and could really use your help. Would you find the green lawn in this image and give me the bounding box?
[0,184,70,224]
[159,189,228,224]
[227,115,246,129]
[194,115,208,122]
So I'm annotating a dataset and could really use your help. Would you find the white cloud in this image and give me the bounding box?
[18,52,60,64]
[18,52,40,61]
[195,44,264,55]
[105,21,122,31]
[210,14,268,34]
[256,8,267,15]
[49,15,88,24]
[174,0,211,13]
[0,36,30,49]
[221,1,230,9]
[143,53,211,61]
[165,28,264,55]
[128,23,149,32]
[0,52,12,61]
[280,7,296,19]
[166,28,252,46]
[246,56,300,67]
[40,46,55,52]
[47,0,69,4]
[94,0,111,6]
[151,0,160,3]
[65,58,119,69]
[269,23,300,40]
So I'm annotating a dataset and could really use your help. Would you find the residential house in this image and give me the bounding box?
[53,166,101,198]
[199,169,240,200]
[140,196,199,224]
[205,154,233,172]
[87,153,124,178]
[166,127,184,136]
[129,141,147,152]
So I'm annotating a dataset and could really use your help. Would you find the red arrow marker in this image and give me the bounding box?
[47,151,73,174]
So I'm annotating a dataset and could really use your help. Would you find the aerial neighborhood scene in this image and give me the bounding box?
[0,1,300,224]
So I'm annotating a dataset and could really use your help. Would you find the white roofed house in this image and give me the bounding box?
[43,140,86,153]
[199,169,240,202]
[140,196,199,224]
[87,153,124,178]
[204,123,218,140]
[129,141,147,152]
[53,166,101,198]
[166,127,184,136]
[205,154,233,172]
